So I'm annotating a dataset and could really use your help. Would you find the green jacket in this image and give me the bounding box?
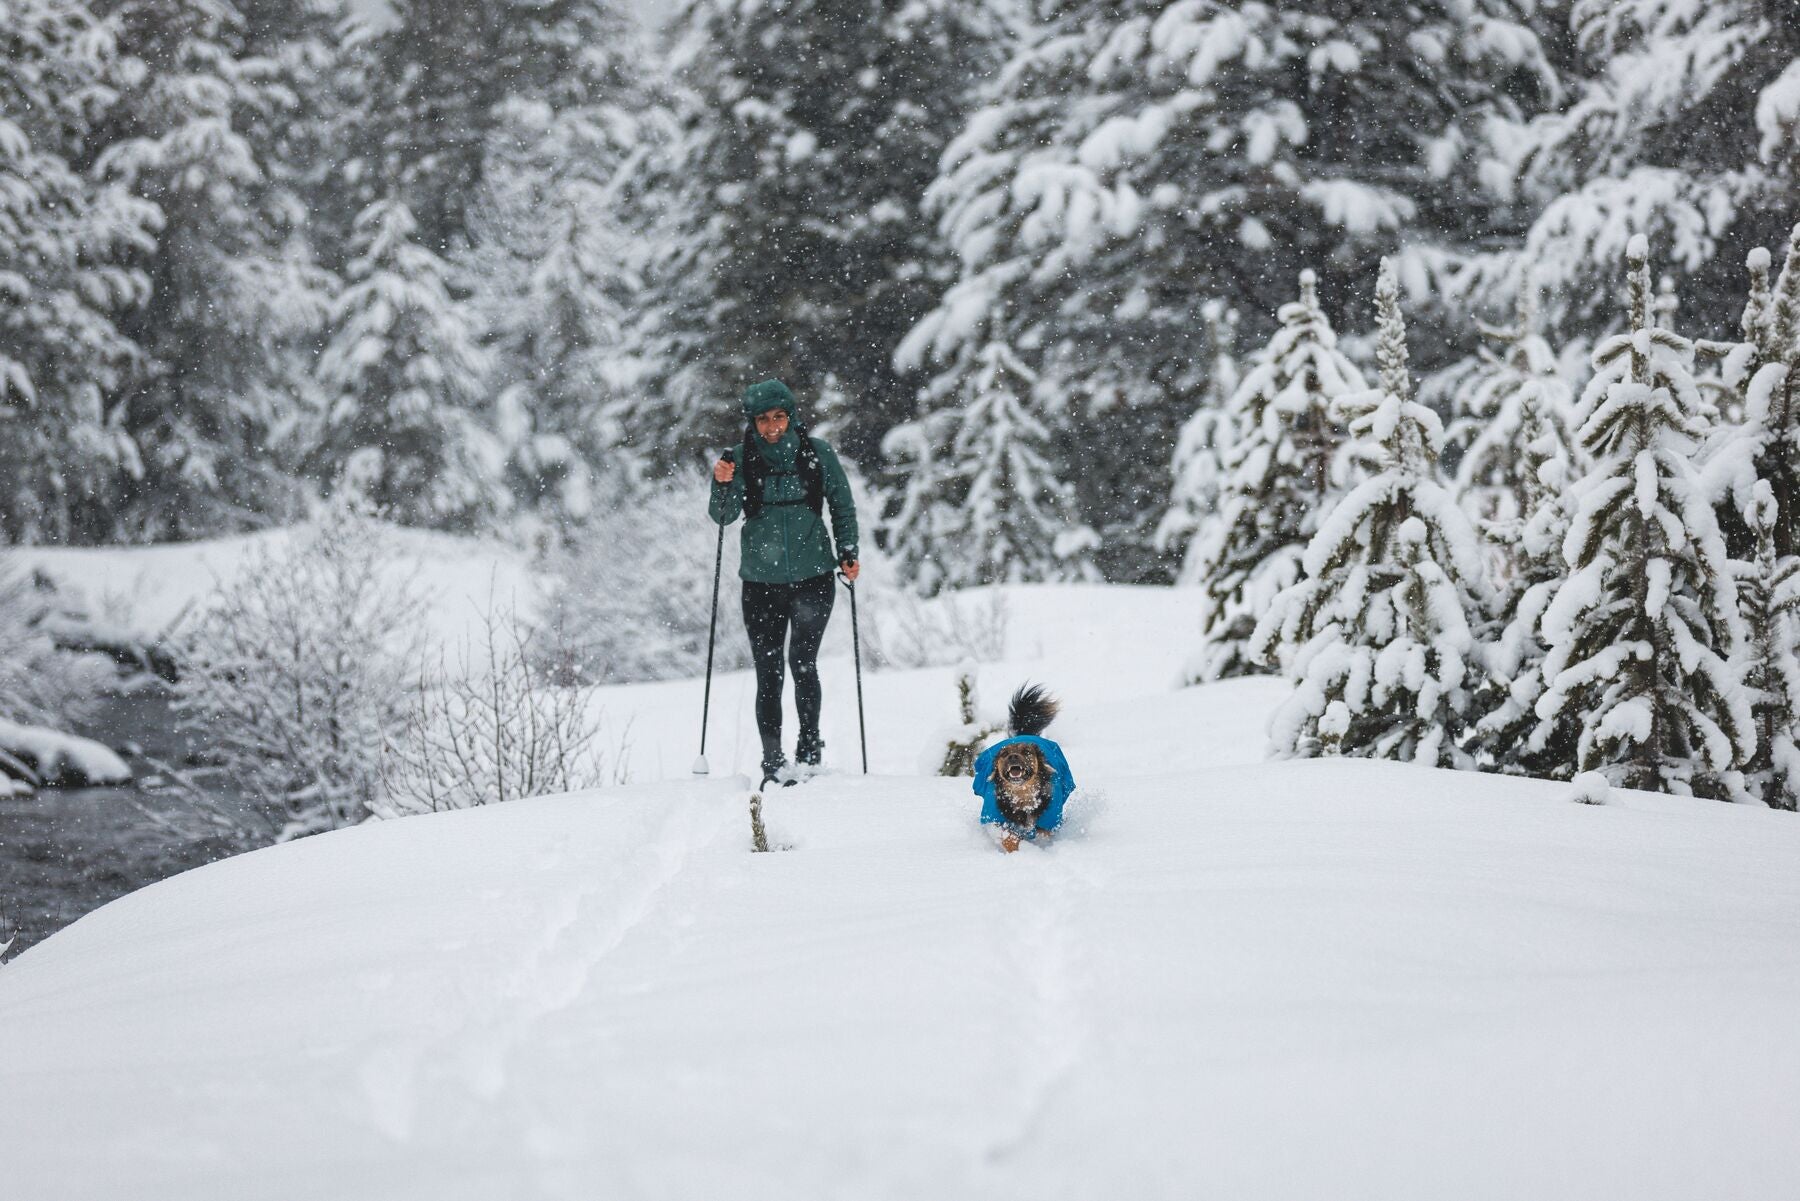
[710,432,859,584]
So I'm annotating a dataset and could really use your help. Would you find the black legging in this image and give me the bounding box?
[742,573,836,757]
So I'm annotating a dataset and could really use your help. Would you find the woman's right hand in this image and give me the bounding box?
[713,457,735,484]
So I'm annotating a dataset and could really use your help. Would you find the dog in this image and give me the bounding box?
[975,684,1075,853]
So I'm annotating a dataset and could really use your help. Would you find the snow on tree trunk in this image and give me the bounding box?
[1534,237,1753,798]
[1253,261,1489,768]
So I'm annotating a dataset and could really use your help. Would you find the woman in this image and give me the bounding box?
[710,379,859,784]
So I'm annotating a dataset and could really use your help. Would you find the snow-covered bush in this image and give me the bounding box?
[0,557,110,730]
[377,605,615,817]
[167,502,421,843]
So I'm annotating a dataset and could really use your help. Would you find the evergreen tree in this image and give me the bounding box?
[903,0,1556,576]
[1704,225,1800,561]
[1252,262,1489,767]
[1444,284,1576,526]
[1534,237,1753,796]
[460,7,668,523]
[643,0,1008,467]
[1184,272,1366,681]
[0,0,155,543]
[881,341,1095,593]
[1425,0,1800,347]
[1155,301,1238,584]
[311,198,500,526]
[345,0,638,257]
[1466,388,1582,777]
[1736,481,1800,811]
[86,0,334,539]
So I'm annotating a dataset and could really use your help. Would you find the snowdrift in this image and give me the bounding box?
[4,760,1799,1200]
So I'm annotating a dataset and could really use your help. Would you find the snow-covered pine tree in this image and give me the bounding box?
[641,0,1008,467]
[1183,272,1367,681]
[0,0,155,543]
[1444,283,1576,526]
[1466,387,1583,777]
[903,0,1556,577]
[311,199,500,526]
[881,341,1095,594]
[86,0,333,539]
[1535,236,1753,797]
[1735,482,1800,811]
[1705,225,1800,563]
[1251,262,1489,767]
[1421,0,1800,349]
[462,5,668,524]
[1155,301,1238,582]
[878,405,958,598]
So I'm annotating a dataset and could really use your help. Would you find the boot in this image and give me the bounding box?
[759,743,792,788]
[796,730,824,768]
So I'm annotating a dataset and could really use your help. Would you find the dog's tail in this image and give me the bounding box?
[1007,684,1059,737]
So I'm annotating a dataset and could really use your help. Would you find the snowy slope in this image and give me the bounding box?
[4,585,1800,1199]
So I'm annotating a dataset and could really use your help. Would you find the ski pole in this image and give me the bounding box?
[695,456,732,776]
[839,567,868,773]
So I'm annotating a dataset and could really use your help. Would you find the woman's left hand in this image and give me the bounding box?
[839,559,860,583]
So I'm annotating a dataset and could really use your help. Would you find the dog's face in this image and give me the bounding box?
[992,742,1053,825]
[995,743,1044,792]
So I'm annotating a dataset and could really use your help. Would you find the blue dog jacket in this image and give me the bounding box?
[972,735,1076,833]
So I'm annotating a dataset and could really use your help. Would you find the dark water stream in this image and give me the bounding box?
[0,688,243,960]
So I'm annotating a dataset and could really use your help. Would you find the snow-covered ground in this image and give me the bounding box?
[3,584,1799,1199]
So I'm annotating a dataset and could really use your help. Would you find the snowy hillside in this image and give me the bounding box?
[4,587,1800,1200]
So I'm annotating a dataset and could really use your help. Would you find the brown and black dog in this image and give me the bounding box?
[991,684,1060,850]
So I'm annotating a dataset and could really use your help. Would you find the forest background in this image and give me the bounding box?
[6,0,1793,579]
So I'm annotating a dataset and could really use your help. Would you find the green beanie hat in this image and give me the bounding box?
[742,379,797,419]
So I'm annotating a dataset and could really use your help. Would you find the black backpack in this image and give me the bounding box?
[739,421,824,520]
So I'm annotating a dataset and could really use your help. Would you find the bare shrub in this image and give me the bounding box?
[377,605,620,816]
[538,483,752,684]
[864,587,1009,671]
[166,501,421,843]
